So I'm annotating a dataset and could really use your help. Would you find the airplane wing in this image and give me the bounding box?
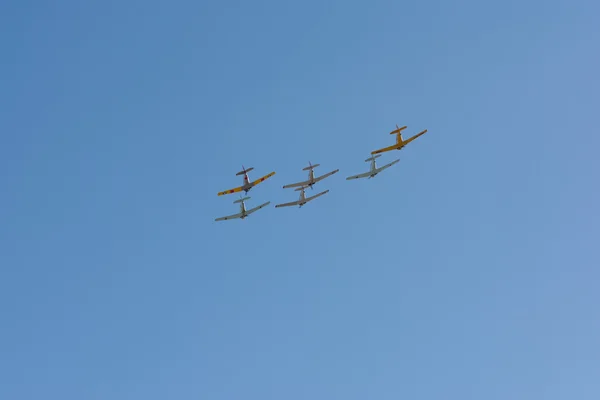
[282,179,310,189]
[275,200,301,208]
[304,189,329,202]
[346,171,371,180]
[313,169,339,184]
[215,211,243,222]
[375,159,400,173]
[245,201,271,215]
[217,185,244,196]
[371,143,400,155]
[251,171,276,186]
[403,129,428,145]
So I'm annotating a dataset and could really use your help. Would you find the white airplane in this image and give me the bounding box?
[275,185,329,208]
[346,155,400,180]
[215,196,270,221]
[282,161,339,189]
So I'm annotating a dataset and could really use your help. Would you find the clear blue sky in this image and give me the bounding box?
[1,0,599,399]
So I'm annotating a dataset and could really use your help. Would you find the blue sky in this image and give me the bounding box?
[1,0,599,399]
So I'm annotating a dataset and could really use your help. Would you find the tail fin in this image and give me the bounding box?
[234,196,251,204]
[364,155,381,162]
[236,166,254,176]
[302,162,320,171]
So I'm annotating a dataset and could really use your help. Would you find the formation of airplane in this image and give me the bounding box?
[371,125,427,155]
[214,196,270,221]
[214,121,428,221]
[346,155,400,180]
[217,166,276,196]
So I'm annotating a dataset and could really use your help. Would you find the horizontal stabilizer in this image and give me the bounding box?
[390,125,407,134]
[236,167,254,176]
[233,196,250,204]
[302,163,320,171]
[364,155,381,162]
[294,186,308,192]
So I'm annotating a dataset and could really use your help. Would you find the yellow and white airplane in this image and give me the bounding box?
[371,125,427,155]
[217,165,276,196]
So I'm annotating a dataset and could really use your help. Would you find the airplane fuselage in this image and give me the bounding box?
[241,174,254,193]
[239,201,249,218]
[304,170,316,189]
[298,188,307,207]
[369,160,378,178]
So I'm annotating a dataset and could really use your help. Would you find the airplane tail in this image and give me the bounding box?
[364,155,381,162]
[234,196,251,204]
[390,124,407,144]
[390,125,407,135]
[302,162,320,171]
[236,166,254,176]
[294,186,308,192]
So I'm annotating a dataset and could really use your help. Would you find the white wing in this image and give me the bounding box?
[215,212,243,222]
[375,159,400,173]
[275,200,301,208]
[304,189,329,202]
[346,171,371,180]
[282,180,310,189]
[313,169,339,184]
[245,201,270,215]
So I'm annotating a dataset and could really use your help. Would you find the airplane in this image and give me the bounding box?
[282,161,339,190]
[214,196,270,221]
[346,155,400,180]
[371,125,427,155]
[217,165,276,196]
[275,185,329,208]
